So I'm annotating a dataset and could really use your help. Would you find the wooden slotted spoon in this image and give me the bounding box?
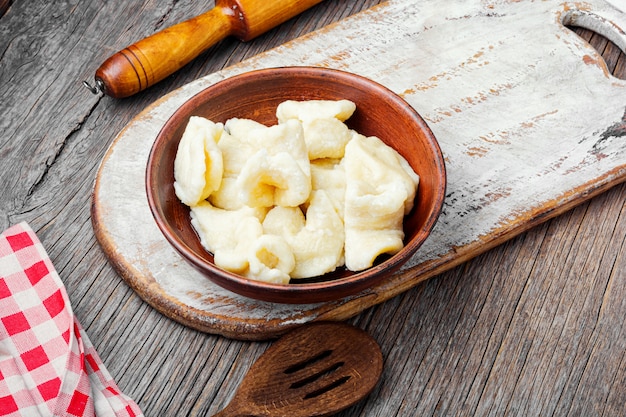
[212,321,383,417]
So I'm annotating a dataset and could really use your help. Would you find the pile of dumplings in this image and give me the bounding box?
[173,99,419,284]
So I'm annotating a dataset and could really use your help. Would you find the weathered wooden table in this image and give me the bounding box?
[2,1,625,415]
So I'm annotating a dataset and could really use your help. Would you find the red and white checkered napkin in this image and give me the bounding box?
[0,222,143,417]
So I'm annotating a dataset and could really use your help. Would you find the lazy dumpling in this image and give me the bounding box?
[276,99,356,160]
[173,116,224,207]
[343,134,419,271]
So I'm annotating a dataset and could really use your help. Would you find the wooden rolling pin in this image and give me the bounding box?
[84,0,324,98]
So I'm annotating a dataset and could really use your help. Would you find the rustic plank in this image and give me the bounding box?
[1,1,625,416]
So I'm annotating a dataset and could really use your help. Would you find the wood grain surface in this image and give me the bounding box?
[1,1,625,416]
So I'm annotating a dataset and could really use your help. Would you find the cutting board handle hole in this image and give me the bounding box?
[562,10,626,80]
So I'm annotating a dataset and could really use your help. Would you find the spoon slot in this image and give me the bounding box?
[290,361,346,389]
[283,349,333,374]
[304,375,351,399]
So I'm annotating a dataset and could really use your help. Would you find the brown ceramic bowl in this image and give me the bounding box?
[146,67,446,304]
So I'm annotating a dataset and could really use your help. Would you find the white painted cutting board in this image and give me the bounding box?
[92,0,626,340]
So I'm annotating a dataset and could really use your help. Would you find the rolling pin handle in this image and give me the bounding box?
[91,8,233,98]
[89,0,326,98]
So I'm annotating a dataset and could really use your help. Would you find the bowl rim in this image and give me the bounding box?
[145,66,446,303]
